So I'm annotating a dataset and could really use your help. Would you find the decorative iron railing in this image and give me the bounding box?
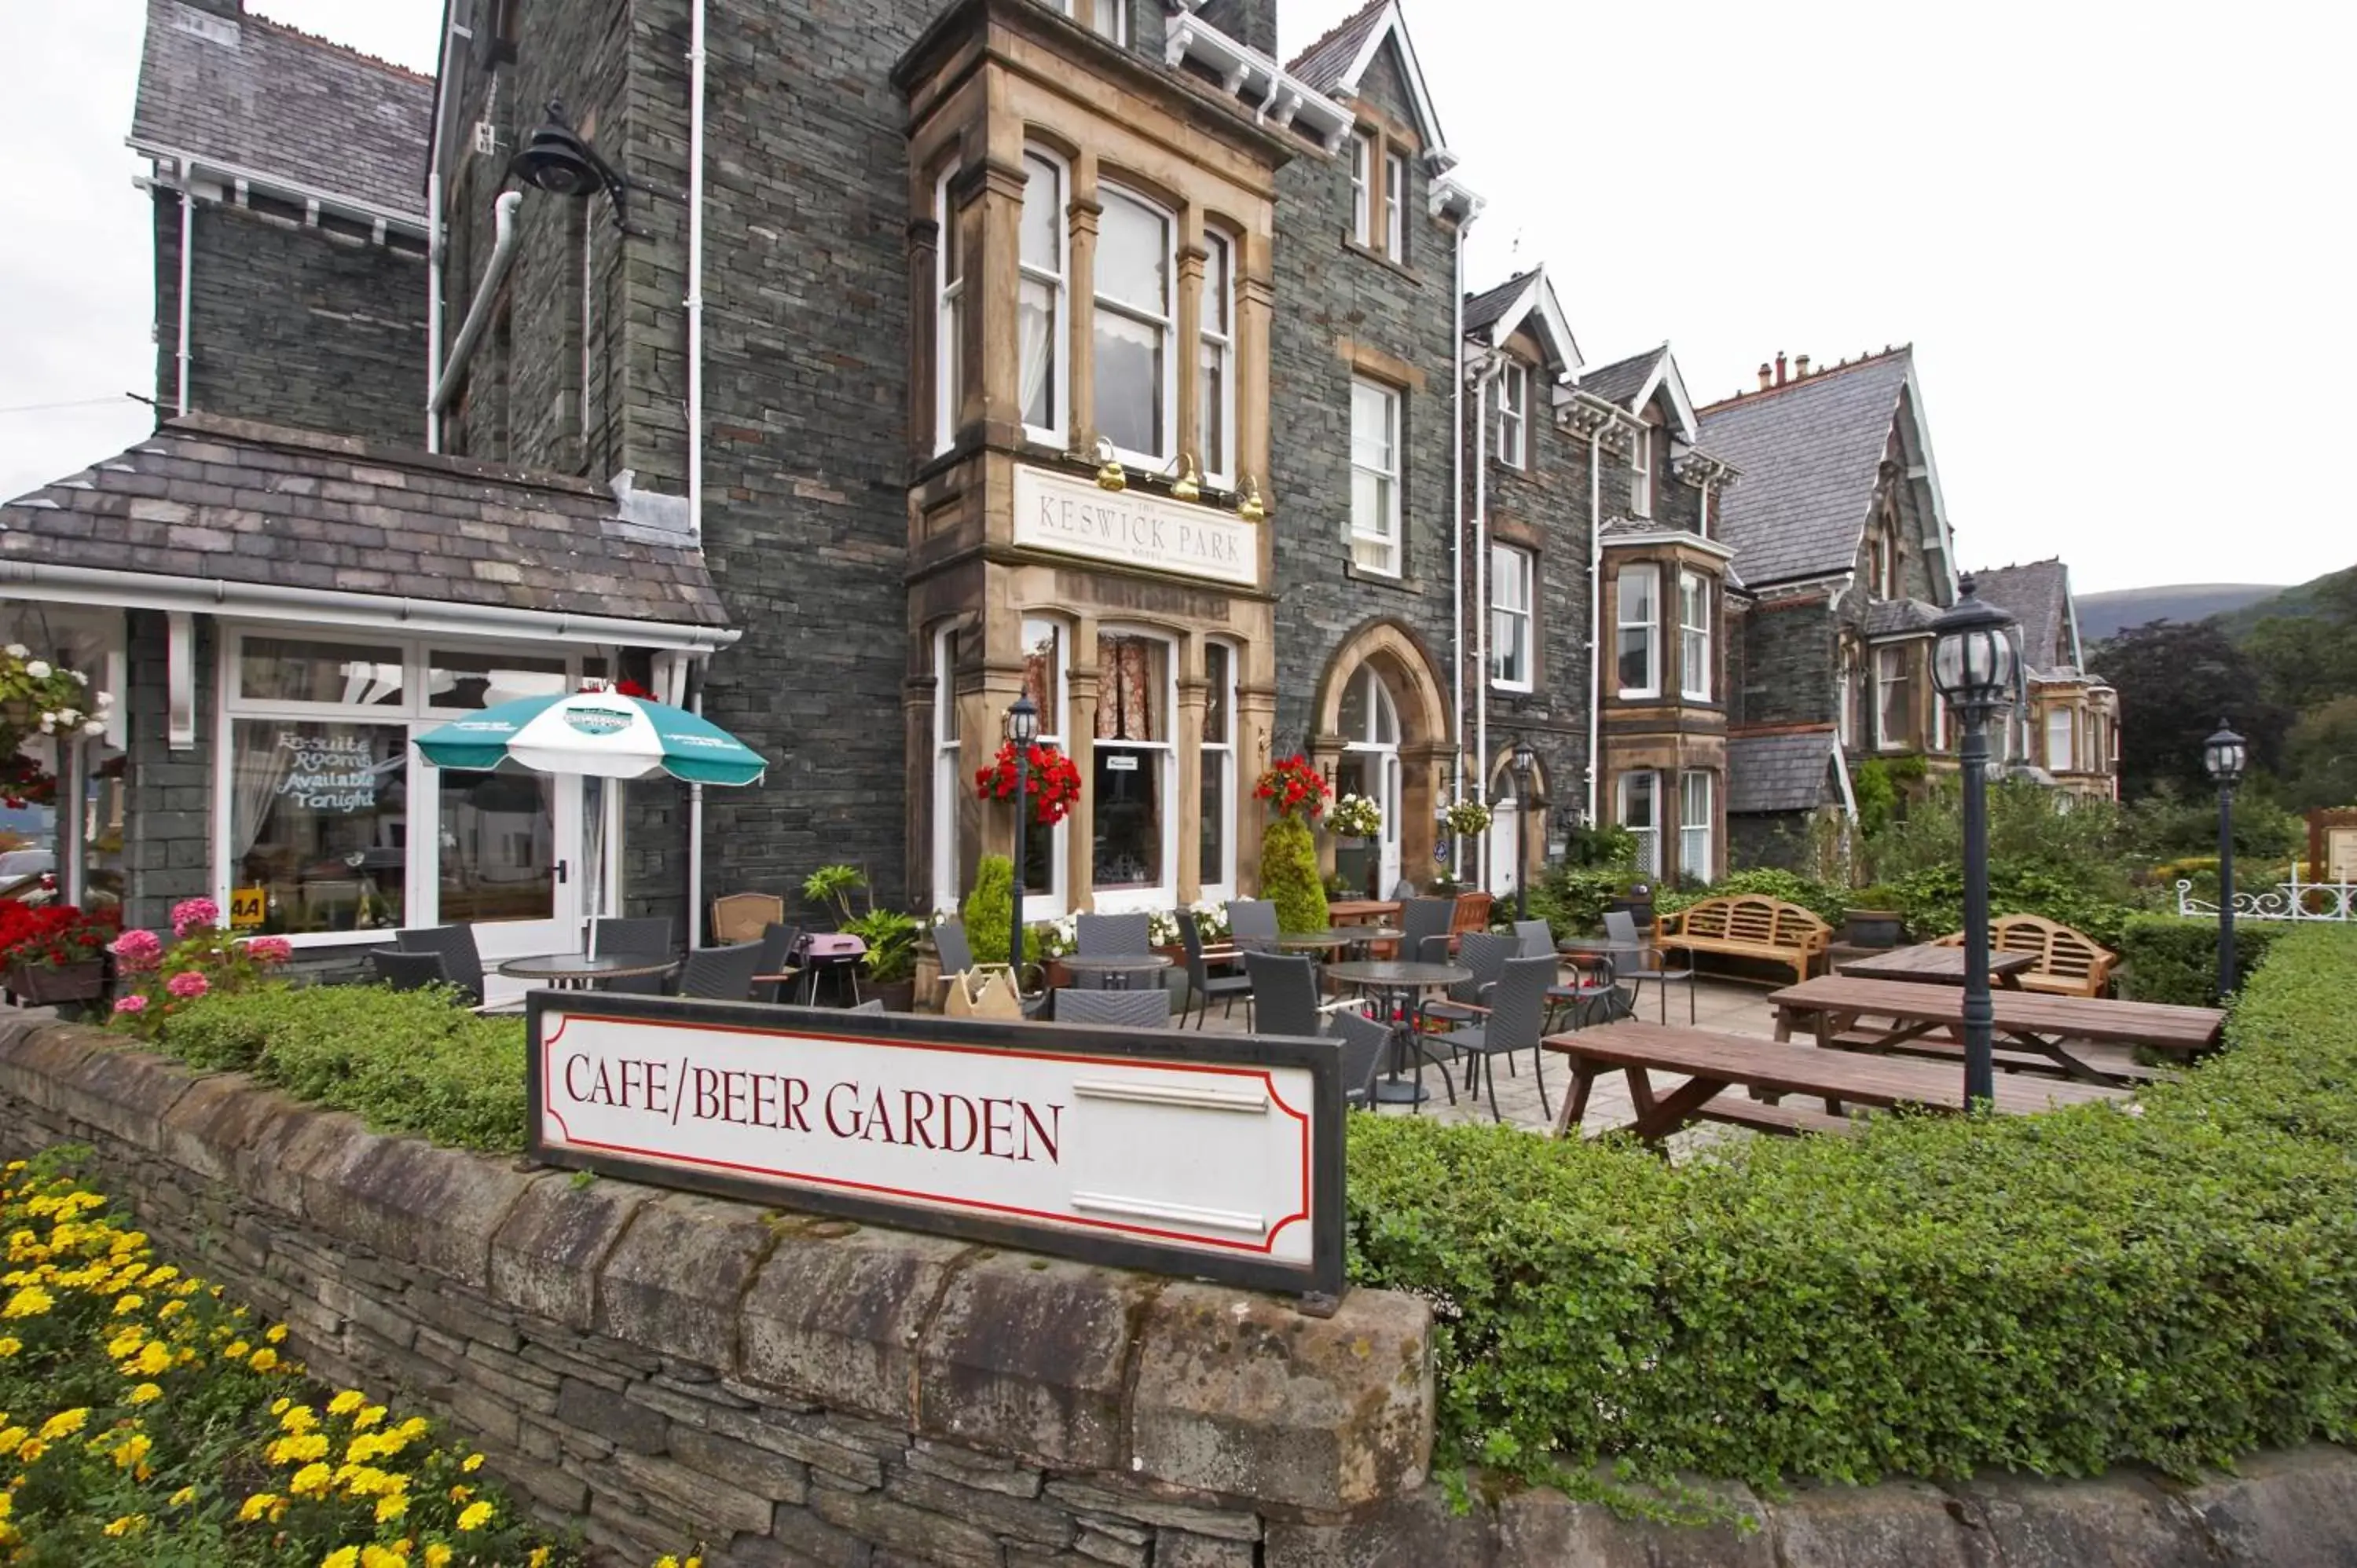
[2175,878,2357,922]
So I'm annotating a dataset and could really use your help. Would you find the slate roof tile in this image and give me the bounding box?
[132,0,431,215]
[1463,271,1537,335]
[1968,559,2075,676]
[0,416,730,632]
[1727,731,1841,815]
[1288,0,1388,91]
[1695,350,1912,589]
[1578,347,1666,410]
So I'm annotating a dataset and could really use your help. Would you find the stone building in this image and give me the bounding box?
[1695,348,1963,867]
[1971,559,2121,800]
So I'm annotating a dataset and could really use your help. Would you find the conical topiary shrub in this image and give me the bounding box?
[1259,812,1329,934]
[961,854,1019,967]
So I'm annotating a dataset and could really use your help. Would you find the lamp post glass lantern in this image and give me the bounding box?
[1509,737,1538,921]
[1930,576,2019,1108]
[2205,720,2246,1000]
[1006,694,1039,976]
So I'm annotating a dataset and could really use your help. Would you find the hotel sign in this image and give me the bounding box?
[1013,464,1259,588]
[526,995,1343,1298]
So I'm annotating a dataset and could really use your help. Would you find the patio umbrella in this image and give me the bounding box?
[415,688,766,786]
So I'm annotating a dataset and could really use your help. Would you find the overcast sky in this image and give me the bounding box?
[5,1,2348,594]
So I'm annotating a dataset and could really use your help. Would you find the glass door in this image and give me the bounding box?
[416,732,584,1006]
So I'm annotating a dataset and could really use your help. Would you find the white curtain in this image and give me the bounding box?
[1018,284,1053,429]
[230,725,294,861]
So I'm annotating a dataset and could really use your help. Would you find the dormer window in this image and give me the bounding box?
[1497,361,1527,469]
[1348,130,1406,262]
[1054,0,1124,43]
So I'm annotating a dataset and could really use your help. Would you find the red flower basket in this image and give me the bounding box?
[973,741,1084,826]
[1254,755,1331,819]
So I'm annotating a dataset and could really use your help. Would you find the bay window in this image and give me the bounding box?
[1875,645,1911,750]
[1615,565,1659,697]
[1350,378,1401,574]
[1678,771,1713,885]
[1497,361,1527,469]
[1677,570,1710,701]
[1490,544,1533,690]
[1198,640,1236,898]
[1017,150,1067,441]
[933,169,962,455]
[1618,769,1660,877]
[1092,185,1173,463]
[1092,630,1175,903]
[1197,231,1233,485]
[2047,708,2075,771]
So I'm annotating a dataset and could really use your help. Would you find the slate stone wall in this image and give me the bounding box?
[1735,594,1836,731]
[156,196,429,449]
[5,1018,2352,1568]
[119,610,214,935]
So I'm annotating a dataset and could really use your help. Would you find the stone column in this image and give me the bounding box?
[1175,644,1207,907]
[1064,615,1101,915]
[1067,152,1101,451]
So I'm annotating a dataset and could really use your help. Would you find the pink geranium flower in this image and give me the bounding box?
[112,994,147,1014]
[165,971,210,1000]
[170,898,221,938]
[111,929,164,973]
[244,936,293,965]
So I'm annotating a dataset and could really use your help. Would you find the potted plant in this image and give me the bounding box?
[846,907,922,1011]
[1328,792,1384,899]
[0,900,119,1006]
[1255,756,1331,934]
[1842,888,1905,949]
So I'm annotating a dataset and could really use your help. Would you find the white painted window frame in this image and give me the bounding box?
[1875,644,1910,752]
[1349,376,1402,577]
[1090,625,1178,914]
[1677,570,1710,702]
[1618,768,1660,878]
[1490,541,1534,691]
[1091,181,1177,469]
[1497,360,1527,469]
[1017,147,1070,449]
[1197,229,1235,488]
[1615,563,1659,699]
[933,167,963,457]
[1678,769,1713,885]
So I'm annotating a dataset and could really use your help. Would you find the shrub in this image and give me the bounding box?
[1259,812,1328,934]
[1525,864,1623,939]
[1652,869,1848,926]
[1885,863,2150,948]
[148,985,530,1154]
[961,855,1016,967]
[2115,913,2287,1004]
[1347,926,2357,1492]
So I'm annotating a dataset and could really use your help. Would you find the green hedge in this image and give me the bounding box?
[2115,913,2288,1005]
[1885,863,2150,948]
[1652,868,1849,926]
[1346,926,2357,1489]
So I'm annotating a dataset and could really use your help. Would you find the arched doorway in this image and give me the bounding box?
[1333,665,1402,896]
[1313,622,1453,898]
[1484,747,1548,902]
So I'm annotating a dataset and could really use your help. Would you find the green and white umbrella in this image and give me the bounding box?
[415,688,766,786]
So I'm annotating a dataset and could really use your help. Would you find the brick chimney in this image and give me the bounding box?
[1756,363,1772,391]
[1794,353,1811,378]
[1774,352,1787,386]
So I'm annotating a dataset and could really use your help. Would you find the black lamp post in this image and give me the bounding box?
[1930,576,2019,1109]
[1005,693,1039,973]
[1510,736,1538,921]
[2204,720,2247,1000]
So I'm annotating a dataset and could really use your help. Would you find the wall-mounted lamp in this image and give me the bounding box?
[509,100,636,233]
[1168,452,1201,503]
[1236,474,1266,522]
[1094,436,1127,492]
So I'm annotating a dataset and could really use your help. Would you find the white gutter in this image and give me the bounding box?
[175,161,195,416]
[430,191,524,417]
[685,0,710,932]
[0,561,741,653]
[1450,225,1466,820]
[1470,352,1504,880]
[1585,423,1603,826]
[128,139,429,236]
[424,6,459,452]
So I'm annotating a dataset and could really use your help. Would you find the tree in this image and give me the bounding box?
[2096,620,2291,799]
[2283,696,2357,811]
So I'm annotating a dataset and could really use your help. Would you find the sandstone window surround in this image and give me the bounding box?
[1093,185,1176,467]
[1615,564,1659,698]
[1351,377,1403,576]
[1497,359,1527,470]
[1490,541,1533,691]
[1348,129,1409,263]
[1049,0,1125,44]
[1678,570,1711,702]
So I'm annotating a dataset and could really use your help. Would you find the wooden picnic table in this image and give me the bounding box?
[1545,1020,2132,1144]
[1835,943,2036,987]
[1769,975,2223,1086]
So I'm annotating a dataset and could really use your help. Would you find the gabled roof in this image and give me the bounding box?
[1970,559,2082,676]
[1287,0,1450,159]
[1463,268,1581,377]
[131,0,431,219]
[1,416,730,636]
[1727,731,1842,815]
[1580,345,1699,443]
[1696,347,1952,592]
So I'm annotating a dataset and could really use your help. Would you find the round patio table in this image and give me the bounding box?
[1325,959,1471,1106]
[1056,952,1173,991]
[1556,938,1641,1022]
[1276,932,1351,954]
[497,953,678,991]
[1326,924,1404,958]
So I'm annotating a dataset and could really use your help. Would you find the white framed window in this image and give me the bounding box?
[1615,564,1659,698]
[2047,708,2075,771]
[1618,769,1660,877]
[1836,656,1856,748]
[1490,543,1533,690]
[1677,570,1710,701]
[1018,617,1070,921]
[1336,665,1404,898]
[1383,148,1406,260]
[1497,360,1527,469]
[1017,149,1068,444]
[930,625,962,914]
[1059,0,1124,42]
[1875,645,1911,750]
[1092,629,1176,908]
[1629,424,1652,516]
[1350,377,1402,575]
[1678,771,1713,885]
[1092,184,1174,465]
[1934,687,1952,753]
[1198,640,1237,900]
[1197,230,1235,486]
[1349,131,1374,245]
[933,168,962,456]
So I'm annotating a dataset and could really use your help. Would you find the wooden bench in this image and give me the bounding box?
[1699,1097,1864,1138]
[1933,914,2116,998]
[1653,895,1832,987]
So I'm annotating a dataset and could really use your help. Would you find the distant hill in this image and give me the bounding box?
[2213,564,2357,639]
[2078,583,2286,643]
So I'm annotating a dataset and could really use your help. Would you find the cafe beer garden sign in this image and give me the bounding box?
[1012,464,1258,588]
[526,995,1344,1299]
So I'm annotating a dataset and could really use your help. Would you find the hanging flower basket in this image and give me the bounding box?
[973,741,1084,826]
[1255,755,1330,819]
[1328,793,1382,839]
[0,643,112,771]
[1440,797,1494,837]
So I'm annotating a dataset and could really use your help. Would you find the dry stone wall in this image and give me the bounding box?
[3,1014,2355,1567]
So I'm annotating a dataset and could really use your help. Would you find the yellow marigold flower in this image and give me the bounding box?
[106,1326,146,1359]
[223,1340,250,1361]
[249,1347,280,1373]
[266,1324,288,1343]
[16,1437,46,1462]
[350,1404,387,1432]
[0,1493,12,1521]
[127,1383,163,1406]
[321,1548,360,1568]
[159,1299,187,1318]
[423,1546,453,1568]
[237,1492,280,1522]
[362,1547,409,1568]
[396,1416,429,1441]
[168,1485,196,1508]
[269,1432,329,1466]
[281,1405,318,1434]
[290,1461,334,1498]
[460,1452,483,1473]
[0,1426,25,1451]
[0,1337,18,1357]
[271,1398,291,1416]
[327,1390,365,1417]
[376,1493,409,1524]
[456,1499,493,1532]
[112,1293,144,1315]
[112,1433,152,1470]
[131,1342,170,1377]
[527,1549,550,1568]
[101,1513,146,1537]
[36,1409,88,1441]
[140,1265,178,1286]
[2,1287,53,1318]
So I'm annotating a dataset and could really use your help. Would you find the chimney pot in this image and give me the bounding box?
[1756,363,1772,391]
[1774,352,1788,387]
[1795,354,1810,378]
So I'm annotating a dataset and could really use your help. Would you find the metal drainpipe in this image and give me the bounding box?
[175,162,194,415]
[1472,354,1501,881]
[684,0,709,935]
[1585,422,1604,826]
[430,192,524,415]
[1450,223,1466,821]
[426,169,442,449]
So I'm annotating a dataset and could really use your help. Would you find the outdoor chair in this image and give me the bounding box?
[588,916,676,995]
[1244,951,1369,1039]
[1051,987,1174,1028]
[1328,1009,1393,1110]
[1398,897,1455,958]
[1512,919,1554,959]
[1226,899,1279,953]
[1075,913,1153,955]
[673,940,764,1002]
[1605,910,1695,1024]
[1428,955,1555,1123]
[1388,879,1420,899]
[847,998,886,1014]
[929,918,976,1009]
[394,925,487,1007]
[369,949,450,994]
[1421,930,1514,1035]
[709,892,785,944]
[753,922,801,1004]
[1176,915,1252,1028]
